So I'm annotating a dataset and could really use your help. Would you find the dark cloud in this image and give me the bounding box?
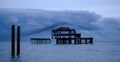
[0,9,120,41]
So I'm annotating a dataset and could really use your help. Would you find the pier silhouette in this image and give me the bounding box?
[30,38,51,44]
[30,27,93,44]
[11,25,20,58]
[52,27,93,44]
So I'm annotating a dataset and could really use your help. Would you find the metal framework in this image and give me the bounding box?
[52,27,93,44]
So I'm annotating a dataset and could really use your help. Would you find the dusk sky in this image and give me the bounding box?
[0,0,120,18]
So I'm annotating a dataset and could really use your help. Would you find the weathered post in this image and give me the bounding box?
[74,38,77,44]
[90,38,93,44]
[17,26,20,57]
[11,25,15,57]
[68,37,72,44]
[85,39,88,44]
[79,38,82,44]
[56,39,58,44]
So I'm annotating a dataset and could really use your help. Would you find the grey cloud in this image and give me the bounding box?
[0,8,120,41]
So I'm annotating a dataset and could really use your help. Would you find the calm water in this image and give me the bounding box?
[0,41,120,62]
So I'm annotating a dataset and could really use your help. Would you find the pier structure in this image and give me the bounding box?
[52,27,93,44]
[30,38,51,44]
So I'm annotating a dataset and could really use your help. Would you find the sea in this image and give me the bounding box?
[0,41,120,62]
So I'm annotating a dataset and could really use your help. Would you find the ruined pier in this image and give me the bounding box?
[52,27,93,44]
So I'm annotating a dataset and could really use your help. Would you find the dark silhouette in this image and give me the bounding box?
[11,25,21,58]
[11,25,15,57]
[17,26,20,57]
[52,27,93,44]
[30,38,51,44]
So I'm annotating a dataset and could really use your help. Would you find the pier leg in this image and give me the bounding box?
[64,39,67,44]
[85,39,87,44]
[56,39,58,44]
[17,26,20,57]
[74,38,77,44]
[90,38,93,44]
[68,38,72,44]
[78,38,80,44]
[11,25,15,58]
[76,38,79,44]
[79,38,82,44]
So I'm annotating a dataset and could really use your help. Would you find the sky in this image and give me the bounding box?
[0,0,120,41]
[0,0,120,18]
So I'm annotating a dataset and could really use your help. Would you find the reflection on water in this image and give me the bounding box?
[11,57,21,62]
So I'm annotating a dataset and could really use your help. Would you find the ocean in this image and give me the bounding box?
[0,41,120,62]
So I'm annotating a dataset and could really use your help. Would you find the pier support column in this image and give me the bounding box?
[85,39,88,44]
[90,38,93,44]
[64,39,67,44]
[17,26,20,57]
[78,38,80,44]
[56,39,58,44]
[68,37,72,44]
[11,25,15,57]
[74,38,77,44]
[79,38,82,44]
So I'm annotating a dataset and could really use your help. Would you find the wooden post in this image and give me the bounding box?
[77,38,80,44]
[90,38,93,44]
[64,39,67,44]
[56,39,58,44]
[68,38,72,44]
[79,38,82,44]
[11,25,15,57]
[76,38,79,44]
[17,26,20,57]
[85,39,87,44]
[74,38,77,44]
